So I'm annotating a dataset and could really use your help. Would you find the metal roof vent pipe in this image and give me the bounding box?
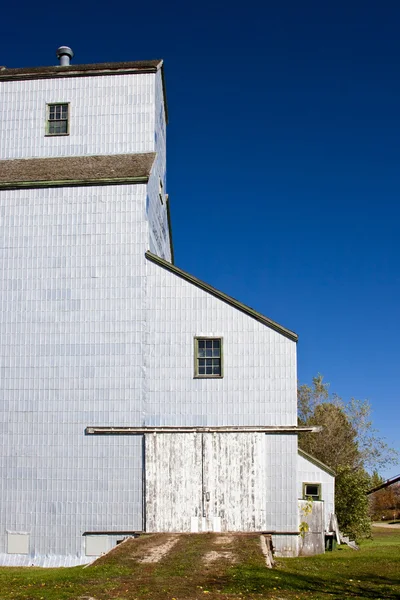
[56,46,74,66]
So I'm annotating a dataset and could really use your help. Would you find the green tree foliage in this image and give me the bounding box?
[298,375,399,539]
[335,466,371,539]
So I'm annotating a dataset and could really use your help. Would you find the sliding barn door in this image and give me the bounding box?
[202,432,267,531]
[145,432,266,532]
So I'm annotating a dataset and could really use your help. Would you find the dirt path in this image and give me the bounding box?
[372,522,400,528]
[138,534,179,563]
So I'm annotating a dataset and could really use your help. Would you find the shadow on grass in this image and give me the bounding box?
[212,564,400,599]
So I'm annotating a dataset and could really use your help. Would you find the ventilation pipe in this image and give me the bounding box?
[56,46,74,66]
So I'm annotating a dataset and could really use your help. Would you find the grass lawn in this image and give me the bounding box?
[0,528,399,599]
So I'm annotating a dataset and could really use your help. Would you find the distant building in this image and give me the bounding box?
[0,48,334,566]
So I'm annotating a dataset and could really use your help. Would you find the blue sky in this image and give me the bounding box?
[1,1,399,477]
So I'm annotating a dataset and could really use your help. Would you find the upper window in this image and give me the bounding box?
[46,103,69,135]
[303,483,321,501]
[194,337,223,378]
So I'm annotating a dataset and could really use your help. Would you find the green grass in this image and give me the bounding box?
[0,529,399,599]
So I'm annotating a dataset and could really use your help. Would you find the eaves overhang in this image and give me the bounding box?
[86,426,321,435]
[145,251,298,342]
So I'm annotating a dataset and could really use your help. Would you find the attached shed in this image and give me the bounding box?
[298,449,335,532]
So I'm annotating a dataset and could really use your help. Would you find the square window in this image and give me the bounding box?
[194,338,223,378]
[46,103,69,136]
[303,483,321,501]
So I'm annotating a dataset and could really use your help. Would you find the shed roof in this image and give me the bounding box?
[298,448,336,476]
[0,153,156,190]
[145,251,298,342]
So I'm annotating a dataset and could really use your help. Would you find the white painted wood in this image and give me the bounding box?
[145,432,267,533]
[298,500,325,556]
[145,433,203,532]
[203,432,267,531]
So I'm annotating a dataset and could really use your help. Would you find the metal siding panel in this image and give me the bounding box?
[0,184,147,565]
[146,262,297,427]
[265,434,299,556]
[0,74,155,159]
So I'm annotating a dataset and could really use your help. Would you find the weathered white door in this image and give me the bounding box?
[145,433,203,532]
[202,432,267,532]
[145,432,267,532]
[298,499,325,556]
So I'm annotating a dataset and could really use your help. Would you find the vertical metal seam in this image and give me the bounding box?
[201,433,205,518]
[142,434,146,532]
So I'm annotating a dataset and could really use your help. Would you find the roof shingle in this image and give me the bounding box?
[0,153,156,189]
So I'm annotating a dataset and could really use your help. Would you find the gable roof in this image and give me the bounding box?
[0,153,156,190]
[145,251,298,342]
[298,448,336,476]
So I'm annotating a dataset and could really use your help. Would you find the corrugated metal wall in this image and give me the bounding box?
[145,261,297,428]
[0,182,148,565]
[265,435,299,557]
[0,74,156,159]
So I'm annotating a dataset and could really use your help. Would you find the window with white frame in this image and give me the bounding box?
[46,103,69,135]
[194,337,223,377]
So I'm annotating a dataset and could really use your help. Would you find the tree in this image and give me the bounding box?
[298,375,398,473]
[369,482,400,521]
[299,402,360,471]
[335,466,371,539]
[298,375,399,539]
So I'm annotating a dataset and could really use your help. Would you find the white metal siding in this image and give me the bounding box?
[145,70,171,262]
[0,73,156,159]
[265,434,299,557]
[145,260,297,427]
[0,184,148,565]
